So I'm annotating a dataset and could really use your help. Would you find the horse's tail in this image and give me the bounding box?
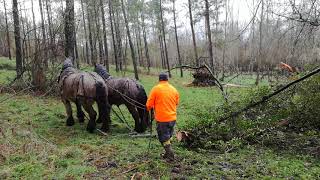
[136,83,150,131]
[96,81,108,119]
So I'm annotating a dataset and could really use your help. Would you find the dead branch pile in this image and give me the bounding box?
[192,67,216,86]
[179,68,320,151]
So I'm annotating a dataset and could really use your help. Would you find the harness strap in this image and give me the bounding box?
[104,79,146,110]
[80,74,86,98]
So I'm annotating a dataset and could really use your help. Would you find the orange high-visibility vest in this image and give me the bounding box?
[146,81,179,122]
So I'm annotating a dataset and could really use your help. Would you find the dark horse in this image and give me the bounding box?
[94,64,150,133]
[58,58,111,133]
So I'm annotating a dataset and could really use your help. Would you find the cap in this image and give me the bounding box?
[159,72,168,81]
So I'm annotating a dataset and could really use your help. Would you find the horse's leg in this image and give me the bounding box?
[82,101,97,133]
[126,104,142,133]
[76,99,85,123]
[137,108,148,132]
[100,103,111,133]
[96,101,104,124]
[63,99,74,126]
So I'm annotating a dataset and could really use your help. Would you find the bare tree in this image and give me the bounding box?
[94,3,103,64]
[188,0,198,66]
[172,0,183,77]
[100,0,109,71]
[65,0,75,60]
[121,0,139,80]
[80,0,89,64]
[141,2,151,74]
[39,0,47,66]
[160,0,171,77]
[86,1,95,64]
[3,0,11,60]
[221,0,228,81]
[204,0,214,72]
[255,0,264,85]
[109,0,118,69]
[12,0,23,78]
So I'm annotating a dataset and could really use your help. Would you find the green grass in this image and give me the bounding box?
[1,57,320,179]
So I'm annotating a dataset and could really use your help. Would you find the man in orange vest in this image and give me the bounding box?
[146,72,180,161]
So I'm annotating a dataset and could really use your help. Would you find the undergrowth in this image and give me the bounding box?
[183,71,320,155]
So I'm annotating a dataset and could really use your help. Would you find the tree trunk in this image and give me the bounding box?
[135,12,143,68]
[80,0,89,64]
[4,0,12,60]
[221,0,228,81]
[74,32,79,68]
[23,2,31,65]
[256,0,264,86]
[135,27,142,67]
[204,0,214,73]
[94,4,104,65]
[115,7,123,71]
[141,5,151,74]
[45,0,55,65]
[39,0,47,67]
[160,0,171,77]
[159,35,165,69]
[100,0,109,71]
[109,0,118,71]
[120,0,139,80]
[12,0,23,78]
[65,0,75,60]
[86,2,95,64]
[173,0,183,77]
[188,0,198,66]
[45,0,53,44]
[124,35,128,71]
[19,3,26,68]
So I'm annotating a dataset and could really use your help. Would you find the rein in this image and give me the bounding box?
[104,78,147,110]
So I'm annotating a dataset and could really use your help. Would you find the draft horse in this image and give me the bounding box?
[58,58,111,133]
[94,64,150,133]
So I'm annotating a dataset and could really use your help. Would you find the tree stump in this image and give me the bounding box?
[192,67,216,86]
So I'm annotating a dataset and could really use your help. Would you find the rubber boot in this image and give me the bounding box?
[163,144,175,161]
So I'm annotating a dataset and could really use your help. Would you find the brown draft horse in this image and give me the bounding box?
[58,58,111,133]
[94,64,150,133]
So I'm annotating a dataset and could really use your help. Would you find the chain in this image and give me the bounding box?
[104,79,147,110]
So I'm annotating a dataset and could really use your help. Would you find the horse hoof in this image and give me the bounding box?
[135,128,144,133]
[86,127,95,133]
[96,118,103,124]
[78,117,85,123]
[66,117,75,126]
[100,125,110,133]
[86,124,96,133]
[100,128,109,133]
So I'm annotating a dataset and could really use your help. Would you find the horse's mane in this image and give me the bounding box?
[95,64,111,79]
[59,58,79,83]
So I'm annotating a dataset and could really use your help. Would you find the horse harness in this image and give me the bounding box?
[59,69,103,100]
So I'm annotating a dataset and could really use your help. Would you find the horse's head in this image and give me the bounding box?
[58,58,75,83]
[94,64,111,79]
[62,57,74,70]
[135,83,151,133]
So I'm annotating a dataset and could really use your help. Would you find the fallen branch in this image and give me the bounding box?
[218,67,320,123]
[96,129,108,136]
[117,161,151,176]
[0,86,34,103]
[130,133,156,138]
[225,73,241,83]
